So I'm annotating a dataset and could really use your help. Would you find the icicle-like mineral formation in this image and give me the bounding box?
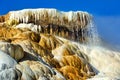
[9,8,91,28]
[1,8,99,44]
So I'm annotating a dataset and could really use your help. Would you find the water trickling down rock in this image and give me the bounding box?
[0,8,119,80]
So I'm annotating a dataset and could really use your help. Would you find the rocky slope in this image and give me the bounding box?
[0,8,93,43]
[0,8,96,80]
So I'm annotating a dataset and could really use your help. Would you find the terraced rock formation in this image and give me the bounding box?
[0,8,96,80]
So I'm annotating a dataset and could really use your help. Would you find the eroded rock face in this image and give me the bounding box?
[0,8,96,80]
[51,43,95,79]
[1,8,93,43]
[0,16,5,22]
[9,9,91,28]
[0,42,24,61]
[39,34,63,50]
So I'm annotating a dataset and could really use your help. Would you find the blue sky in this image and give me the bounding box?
[0,0,120,46]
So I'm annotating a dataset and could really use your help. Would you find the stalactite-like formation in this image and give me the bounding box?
[1,8,92,43]
[0,8,119,80]
[9,8,91,28]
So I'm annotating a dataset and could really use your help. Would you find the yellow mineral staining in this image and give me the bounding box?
[59,66,85,80]
[61,55,82,68]
[0,27,22,39]
[52,44,95,80]
[0,25,95,79]
[5,19,19,26]
[0,9,93,43]
[0,27,40,42]
[39,34,63,50]
[31,41,53,59]
[60,55,94,79]
[13,31,40,42]
[0,9,95,80]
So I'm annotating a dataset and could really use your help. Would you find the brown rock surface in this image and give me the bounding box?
[0,16,5,22]
[52,43,95,80]
[0,25,95,80]
[39,34,63,50]
[1,9,92,43]
[0,9,96,80]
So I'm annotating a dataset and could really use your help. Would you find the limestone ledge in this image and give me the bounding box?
[0,9,95,80]
[0,9,93,43]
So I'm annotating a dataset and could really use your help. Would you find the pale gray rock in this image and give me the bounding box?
[0,51,17,71]
[16,23,42,33]
[0,68,21,80]
[0,51,20,80]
